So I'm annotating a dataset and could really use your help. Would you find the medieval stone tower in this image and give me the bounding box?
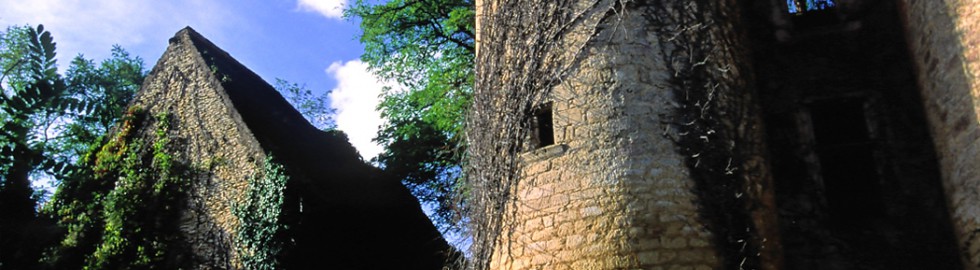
[469,0,980,269]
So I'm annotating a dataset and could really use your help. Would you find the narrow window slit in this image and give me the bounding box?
[532,102,554,148]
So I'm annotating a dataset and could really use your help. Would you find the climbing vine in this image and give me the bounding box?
[467,0,768,269]
[232,156,288,270]
[89,110,188,269]
[44,107,191,269]
[464,0,615,269]
[640,1,767,269]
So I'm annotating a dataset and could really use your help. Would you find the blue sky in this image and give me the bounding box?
[0,0,388,160]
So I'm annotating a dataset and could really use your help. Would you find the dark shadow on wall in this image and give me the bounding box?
[740,0,963,269]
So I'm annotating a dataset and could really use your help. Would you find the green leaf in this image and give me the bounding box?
[27,27,41,50]
[349,0,473,230]
[9,95,27,112]
[40,31,55,61]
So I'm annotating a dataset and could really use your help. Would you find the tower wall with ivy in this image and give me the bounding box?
[473,0,980,269]
[470,1,780,269]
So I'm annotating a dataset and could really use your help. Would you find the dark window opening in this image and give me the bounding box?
[808,98,883,223]
[532,103,554,148]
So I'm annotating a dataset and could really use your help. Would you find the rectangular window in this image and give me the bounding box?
[532,102,554,148]
[807,97,882,222]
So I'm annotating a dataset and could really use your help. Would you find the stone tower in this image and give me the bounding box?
[470,1,775,269]
[470,0,980,269]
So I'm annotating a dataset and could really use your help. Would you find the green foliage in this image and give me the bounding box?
[43,109,189,269]
[0,25,33,91]
[0,22,144,199]
[0,23,144,269]
[0,24,80,269]
[273,78,335,130]
[233,157,288,270]
[58,46,146,162]
[0,24,79,179]
[348,0,473,133]
[41,108,145,269]
[348,0,474,230]
[88,111,187,269]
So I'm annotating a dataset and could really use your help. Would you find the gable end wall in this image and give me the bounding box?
[133,29,267,268]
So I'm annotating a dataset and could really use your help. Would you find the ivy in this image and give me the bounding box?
[233,156,288,270]
[87,111,187,269]
[44,108,190,269]
[91,107,145,178]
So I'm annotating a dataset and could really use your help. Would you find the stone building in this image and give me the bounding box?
[470,0,980,269]
[124,27,452,269]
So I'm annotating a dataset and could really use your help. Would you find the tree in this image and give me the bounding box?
[347,0,474,230]
[34,48,146,269]
[0,24,146,269]
[56,46,146,161]
[0,24,78,270]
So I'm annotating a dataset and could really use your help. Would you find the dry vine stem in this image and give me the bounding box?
[465,1,616,269]
[464,0,779,269]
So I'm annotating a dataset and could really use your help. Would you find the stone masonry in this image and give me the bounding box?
[134,27,267,267]
[476,0,980,269]
[476,0,772,269]
[898,0,980,268]
[131,27,451,269]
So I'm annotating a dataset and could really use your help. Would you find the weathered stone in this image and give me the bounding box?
[475,0,980,269]
[133,27,452,269]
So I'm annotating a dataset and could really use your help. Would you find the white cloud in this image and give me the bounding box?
[297,0,346,20]
[327,60,391,161]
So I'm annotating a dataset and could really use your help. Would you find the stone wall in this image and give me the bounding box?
[133,28,267,268]
[133,27,452,269]
[498,38,719,267]
[478,1,778,269]
[478,0,980,268]
[898,0,980,268]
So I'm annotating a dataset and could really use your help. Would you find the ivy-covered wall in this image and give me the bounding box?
[233,157,287,270]
[44,108,192,269]
[43,27,276,269]
[132,28,271,268]
[473,0,980,269]
[46,27,452,270]
[470,0,780,269]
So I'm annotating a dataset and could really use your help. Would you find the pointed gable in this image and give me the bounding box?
[128,27,451,269]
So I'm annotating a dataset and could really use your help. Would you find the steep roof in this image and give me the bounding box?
[165,27,453,269]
